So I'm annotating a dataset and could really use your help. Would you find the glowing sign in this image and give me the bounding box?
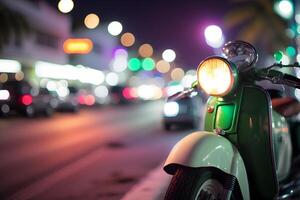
[63,38,93,54]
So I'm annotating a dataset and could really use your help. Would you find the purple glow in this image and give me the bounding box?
[114,48,128,57]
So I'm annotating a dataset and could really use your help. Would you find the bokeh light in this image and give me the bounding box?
[84,13,100,29]
[281,54,290,65]
[58,0,74,13]
[181,74,197,88]
[142,58,155,71]
[274,51,283,62]
[274,0,294,19]
[112,49,128,72]
[0,73,8,83]
[286,46,296,57]
[15,71,24,81]
[94,85,109,98]
[204,25,224,48]
[296,14,300,24]
[171,68,185,81]
[139,44,153,57]
[297,54,300,63]
[120,32,135,47]
[106,72,119,86]
[156,60,170,73]
[128,58,141,72]
[108,21,123,36]
[162,49,176,62]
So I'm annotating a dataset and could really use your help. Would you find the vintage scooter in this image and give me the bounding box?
[163,41,300,200]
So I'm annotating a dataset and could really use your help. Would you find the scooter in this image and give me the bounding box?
[163,41,300,200]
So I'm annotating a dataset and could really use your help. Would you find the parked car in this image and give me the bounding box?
[0,80,54,117]
[56,86,79,112]
[162,91,204,130]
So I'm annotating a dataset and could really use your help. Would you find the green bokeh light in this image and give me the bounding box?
[128,58,141,71]
[274,51,283,62]
[286,46,296,57]
[142,58,155,71]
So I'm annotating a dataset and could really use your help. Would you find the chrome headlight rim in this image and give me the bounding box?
[196,56,238,97]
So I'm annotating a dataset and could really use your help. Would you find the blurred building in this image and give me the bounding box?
[0,0,71,66]
[71,26,118,70]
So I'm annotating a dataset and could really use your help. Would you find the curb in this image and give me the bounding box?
[121,164,172,200]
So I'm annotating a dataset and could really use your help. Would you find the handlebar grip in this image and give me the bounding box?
[282,74,300,89]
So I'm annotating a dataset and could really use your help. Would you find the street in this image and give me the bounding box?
[0,101,190,200]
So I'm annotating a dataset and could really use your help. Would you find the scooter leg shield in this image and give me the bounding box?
[164,131,250,200]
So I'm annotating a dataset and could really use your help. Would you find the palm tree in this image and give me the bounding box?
[224,0,290,53]
[0,2,30,51]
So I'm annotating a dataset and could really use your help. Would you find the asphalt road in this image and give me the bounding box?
[0,101,191,200]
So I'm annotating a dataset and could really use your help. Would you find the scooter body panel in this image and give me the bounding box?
[272,110,292,182]
[164,131,250,200]
[204,85,280,199]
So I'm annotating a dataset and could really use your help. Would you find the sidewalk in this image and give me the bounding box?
[121,165,172,200]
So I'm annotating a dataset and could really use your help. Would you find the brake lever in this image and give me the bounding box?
[167,81,198,101]
[168,87,195,101]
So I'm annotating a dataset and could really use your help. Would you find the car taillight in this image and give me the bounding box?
[21,94,33,105]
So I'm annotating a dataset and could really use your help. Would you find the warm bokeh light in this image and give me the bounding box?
[171,68,185,81]
[15,71,24,81]
[162,49,176,62]
[156,60,170,73]
[85,95,96,106]
[142,58,155,71]
[0,73,8,83]
[58,0,74,13]
[120,32,135,47]
[139,43,153,57]
[84,13,100,29]
[108,21,123,36]
[21,95,33,106]
[63,38,93,54]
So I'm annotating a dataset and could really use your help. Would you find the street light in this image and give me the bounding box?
[204,25,224,48]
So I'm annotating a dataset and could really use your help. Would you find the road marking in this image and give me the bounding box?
[121,164,172,200]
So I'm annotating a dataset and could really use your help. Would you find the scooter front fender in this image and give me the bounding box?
[164,131,250,200]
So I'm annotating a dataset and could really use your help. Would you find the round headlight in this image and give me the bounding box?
[197,57,236,97]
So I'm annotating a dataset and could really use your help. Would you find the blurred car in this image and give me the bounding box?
[109,85,131,105]
[0,80,54,117]
[56,86,79,112]
[162,92,204,131]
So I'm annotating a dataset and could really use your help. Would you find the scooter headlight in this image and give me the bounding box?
[197,57,237,97]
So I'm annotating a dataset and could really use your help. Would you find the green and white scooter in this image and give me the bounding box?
[164,41,300,200]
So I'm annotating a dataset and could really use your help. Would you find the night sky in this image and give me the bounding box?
[46,0,231,69]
